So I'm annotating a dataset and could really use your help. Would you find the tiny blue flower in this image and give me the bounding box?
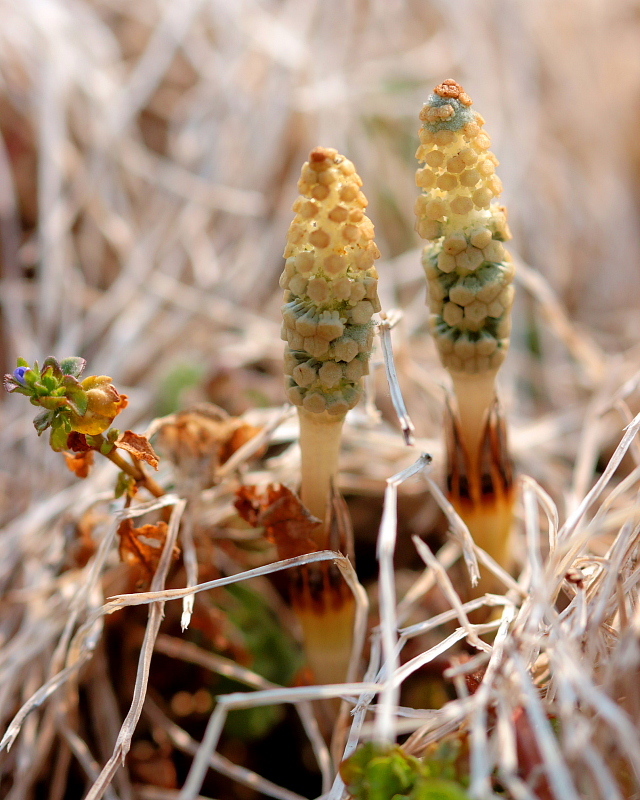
[13,367,30,386]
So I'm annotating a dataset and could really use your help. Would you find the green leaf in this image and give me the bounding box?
[367,757,414,800]
[66,388,88,416]
[155,361,205,416]
[42,357,63,380]
[114,472,135,499]
[99,438,114,456]
[33,410,53,434]
[38,396,69,411]
[49,424,70,452]
[24,370,40,388]
[341,745,435,800]
[61,375,81,389]
[220,583,304,742]
[16,357,29,368]
[225,704,285,742]
[410,780,470,800]
[60,357,86,378]
[42,373,59,392]
[226,583,303,687]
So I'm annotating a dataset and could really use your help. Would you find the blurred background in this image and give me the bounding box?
[1,0,639,516]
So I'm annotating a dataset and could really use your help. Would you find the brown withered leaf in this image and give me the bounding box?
[117,519,179,580]
[116,430,159,470]
[235,484,323,560]
[63,450,95,479]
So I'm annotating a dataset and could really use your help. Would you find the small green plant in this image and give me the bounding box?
[414,80,515,595]
[340,742,471,800]
[4,356,163,497]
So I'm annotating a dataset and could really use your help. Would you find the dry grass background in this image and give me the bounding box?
[2,1,640,798]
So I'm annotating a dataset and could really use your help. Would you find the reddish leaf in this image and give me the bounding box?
[235,484,323,559]
[67,431,92,452]
[116,430,159,470]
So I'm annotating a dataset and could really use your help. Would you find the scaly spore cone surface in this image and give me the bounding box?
[281,147,381,417]
[415,79,515,378]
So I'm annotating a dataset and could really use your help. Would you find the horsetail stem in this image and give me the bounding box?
[415,80,516,589]
[281,147,380,686]
[281,146,380,529]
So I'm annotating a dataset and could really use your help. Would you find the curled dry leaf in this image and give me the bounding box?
[235,484,323,559]
[116,430,160,470]
[63,450,94,479]
[117,519,179,581]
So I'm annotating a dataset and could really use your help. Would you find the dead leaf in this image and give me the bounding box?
[235,484,323,559]
[117,519,179,581]
[219,421,264,464]
[155,406,263,487]
[116,430,159,470]
[63,450,95,479]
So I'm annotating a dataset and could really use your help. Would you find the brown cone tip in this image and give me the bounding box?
[308,146,339,167]
[434,79,473,107]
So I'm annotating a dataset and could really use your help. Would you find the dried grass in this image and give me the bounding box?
[2,0,640,798]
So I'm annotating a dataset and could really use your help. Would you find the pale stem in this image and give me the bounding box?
[451,370,499,463]
[298,408,345,525]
